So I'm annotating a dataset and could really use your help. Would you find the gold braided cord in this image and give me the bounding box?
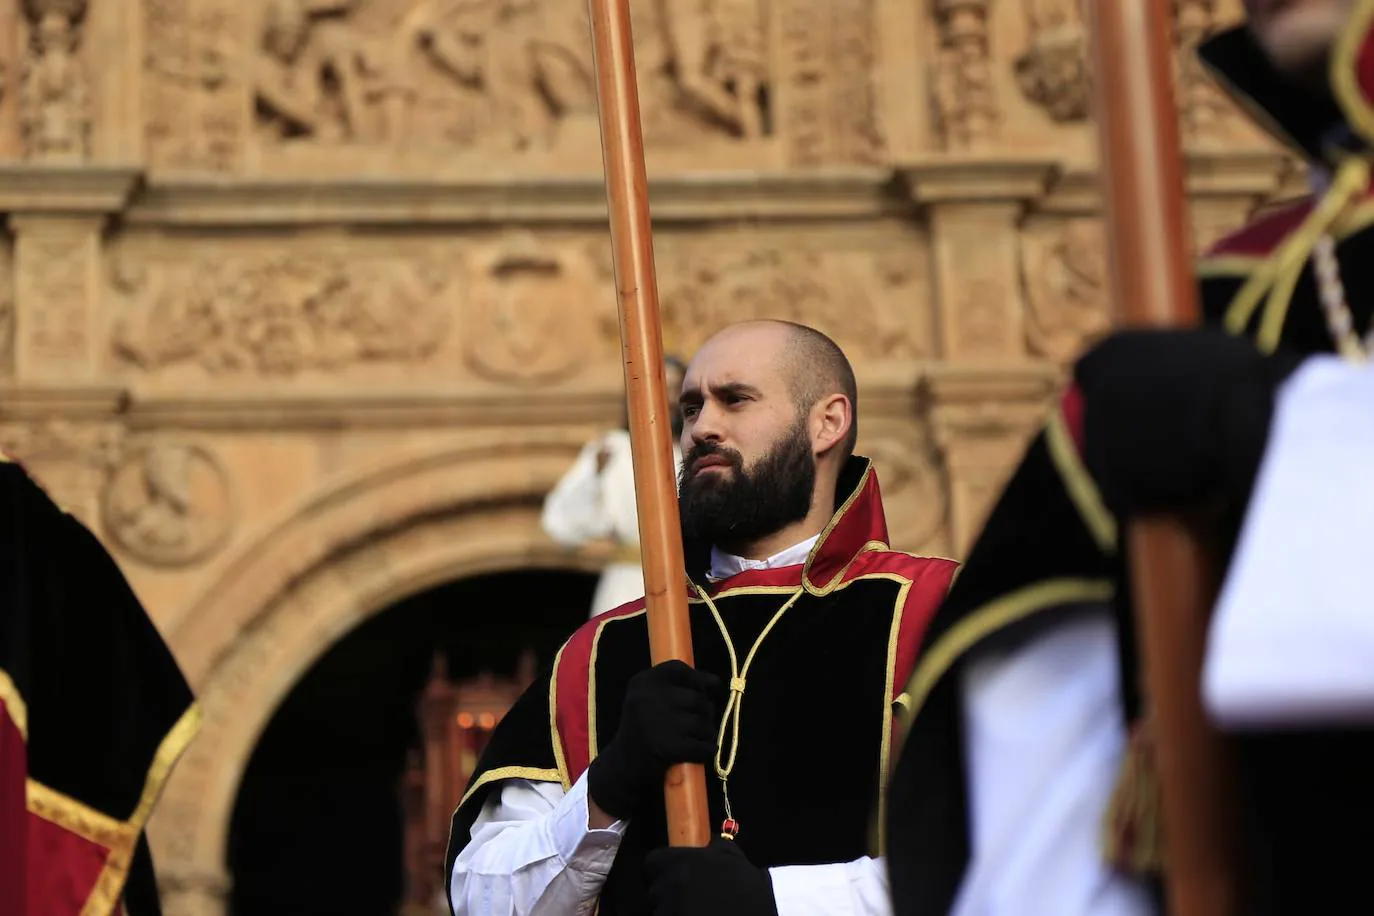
[693,582,804,825]
[1224,157,1371,352]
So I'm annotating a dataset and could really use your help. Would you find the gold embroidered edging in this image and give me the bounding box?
[898,578,1117,730]
[457,765,564,810]
[549,641,571,790]
[803,463,878,597]
[84,702,202,916]
[587,608,648,766]
[1196,202,1374,280]
[876,578,913,855]
[1044,411,1118,553]
[0,667,27,741]
[1331,0,1374,147]
[21,704,201,916]
[28,779,138,916]
[1196,255,1268,279]
[27,780,134,848]
[129,704,201,828]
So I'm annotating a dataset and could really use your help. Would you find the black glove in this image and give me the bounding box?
[587,660,720,819]
[646,839,779,916]
[1074,329,1305,518]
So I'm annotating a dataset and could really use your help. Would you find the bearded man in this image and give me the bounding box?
[886,1,1374,914]
[446,320,957,916]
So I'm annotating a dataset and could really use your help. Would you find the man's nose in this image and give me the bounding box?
[689,403,725,445]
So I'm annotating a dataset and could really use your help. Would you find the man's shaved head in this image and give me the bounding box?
[771,321,860,459]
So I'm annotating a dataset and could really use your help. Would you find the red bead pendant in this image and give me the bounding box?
[720,818,740,840]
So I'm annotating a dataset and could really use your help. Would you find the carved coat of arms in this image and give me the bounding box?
[464,235,604,384]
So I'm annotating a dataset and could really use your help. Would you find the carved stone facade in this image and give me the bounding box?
[0,0,1291,912]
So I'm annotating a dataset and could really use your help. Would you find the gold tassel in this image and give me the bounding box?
[1101,716,1165,875]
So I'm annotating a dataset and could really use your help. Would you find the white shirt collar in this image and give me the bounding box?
[706,534,820,583]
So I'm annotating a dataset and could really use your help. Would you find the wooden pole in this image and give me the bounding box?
[1084,2,1243,914]
[585,0,711,848]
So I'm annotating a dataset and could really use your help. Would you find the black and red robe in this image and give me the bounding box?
[886,11,1374,916]
[0,456,198,915]
[446,456,958,915]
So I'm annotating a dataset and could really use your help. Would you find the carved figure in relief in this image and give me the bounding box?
[1014,0,1089,122]
[103,443,234,568]
[110,254,453,375]
[659,0,771,137]
[1021,220,1111,362]
[415,0,597,150]
[256,0,423,143]
[20,0,91,162]
[931,0,997,148]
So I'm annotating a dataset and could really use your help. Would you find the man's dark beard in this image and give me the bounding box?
[678,419,816,550]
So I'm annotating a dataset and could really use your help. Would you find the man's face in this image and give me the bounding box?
[676,328,816,546]
[1245,0,1355,82]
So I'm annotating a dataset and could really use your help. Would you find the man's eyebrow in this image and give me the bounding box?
[714,381,762,399]
[678,381,761,406]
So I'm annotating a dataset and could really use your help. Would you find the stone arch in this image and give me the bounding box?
[149,431,606,916]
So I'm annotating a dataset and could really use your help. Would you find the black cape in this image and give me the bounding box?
[887,18,1374,916]
[446,457,958,915]
[0,456,198,915]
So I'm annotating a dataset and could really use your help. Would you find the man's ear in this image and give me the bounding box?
[811,394,852,456]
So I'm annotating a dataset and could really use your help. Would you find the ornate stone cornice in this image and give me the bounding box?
[0,165,141,216]
[0,384,128,419]
[113,365,928,431]
[899,156,1059,206]
[123,169,906,226]
[1040,148,1292,213]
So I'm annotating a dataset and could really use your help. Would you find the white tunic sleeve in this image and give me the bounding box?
[541,437,618,548]
[952,608,1155,916]
[771,856,892,915]
[1205,356,1374,728]
[450,774,626,916]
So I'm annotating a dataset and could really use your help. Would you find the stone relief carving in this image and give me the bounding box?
[1020,219,1111,362]
[20,0,92,162]
[829,0,882,164]
[1174,0,1230,143]
[110,253,453,375]
[656,247,924,359]
[102,442,235,568]
[254,0,436,145]
[463,234,608,384]
[245,0,767,155]
[21,233,89,367]
[1014,0,1089,123]
[146,0,243,171]
[656,0,771,139]
[1014,0,1232,135]
[931,0,997,149]
[774,0,880,164]
[862,437,947,553]
[0,421,124,527]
